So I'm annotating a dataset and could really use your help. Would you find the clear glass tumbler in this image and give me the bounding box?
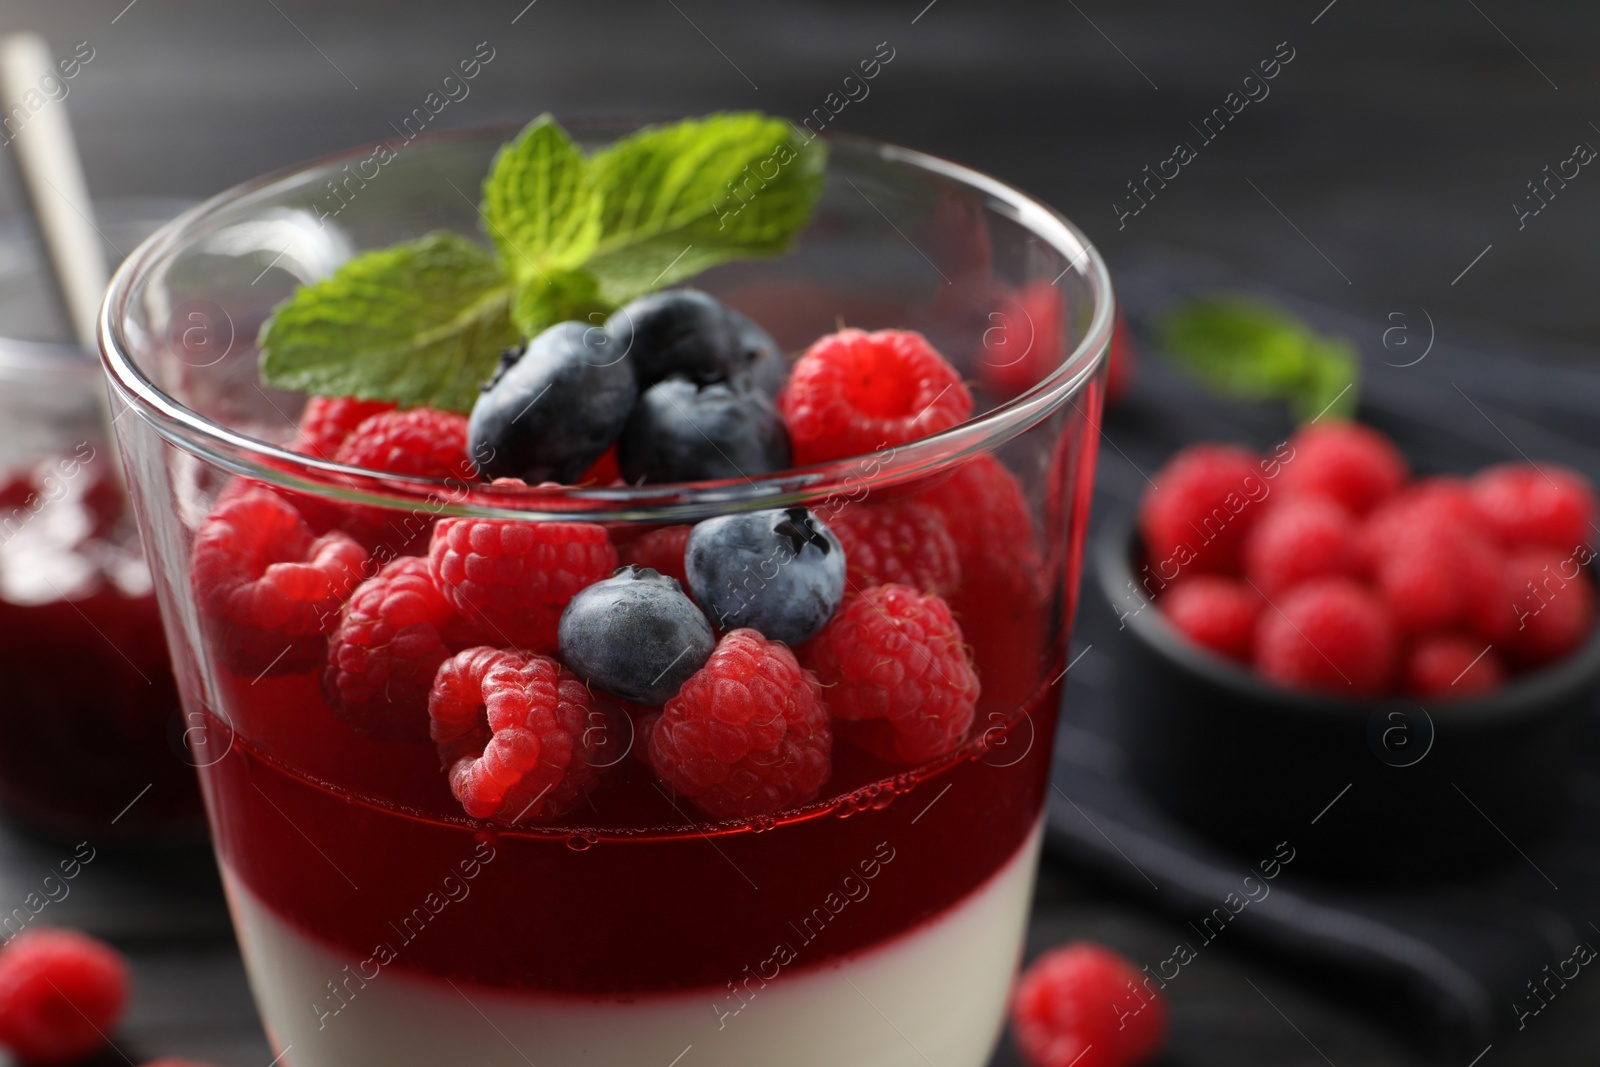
[99,124,1111,1066]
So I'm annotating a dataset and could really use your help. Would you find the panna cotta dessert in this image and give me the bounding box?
[100,112,1112,1066]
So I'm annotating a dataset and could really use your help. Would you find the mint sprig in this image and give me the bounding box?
[1154,296,1360,422]
[259,112,826,412]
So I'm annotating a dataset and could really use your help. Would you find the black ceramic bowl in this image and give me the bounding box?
[1097,514,1600,875]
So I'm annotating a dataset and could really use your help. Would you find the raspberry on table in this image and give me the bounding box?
[0,928,129,1066]
[778,328,973,465]
[429,646,606,823]
[1138,444,1266,575]
[806,584,980,763]
[1010,942,1168,1067]
[617,524,693,587]
[1503,548,1596,668]
[1470,462,1597,552]
[826,497,962,597]
[191,489,368,676]
[644,629,831,819]
[1242,495,1360,598]
[1277,420,1407,516]
[1159,576,1261,662]
[428,514,618,650]
[1254,577,1397,696]
[915,452,1040,576]
[1404,634,1505,699]
[293,396,396,459]
[325,557,474,742]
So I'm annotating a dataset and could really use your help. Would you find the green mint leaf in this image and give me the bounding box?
[583,112,826,303]
[482,114,602,277]
[510,269,615,339]
[1155,296,1360,422]
[258,231,518,413]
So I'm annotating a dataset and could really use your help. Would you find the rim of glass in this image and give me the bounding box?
[98,121,1114,524]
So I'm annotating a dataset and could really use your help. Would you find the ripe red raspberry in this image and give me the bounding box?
[1242,495,1360,597]
[293,396,395,459]
[1277,420,1407,516]
[644,629,831,819]
[915,453,1040,575]
[618,524,692,587]
[1503,548,1596,668]
[325,557,478,742]
[1470,462,1597,551]
[1254,577,1397,696]
[429,516,617,649]
[1139,444,1266,574]
[0,929,129,1065]
[1011,942,1167,1067]
[332,407,476,481]
[578,445,622,487]
[1106,309,1136,403]
[1357,477,1486,576]
[1404,634,1505,699]
[1159,576,1261,662]
[191,489,367,676]
[980,280,1062,397]
[429,647,606,823]
[779,328,973,465]
[806,584,980,763]
[826,498,962,597]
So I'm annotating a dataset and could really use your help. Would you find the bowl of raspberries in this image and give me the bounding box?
[1098,418,1600,871]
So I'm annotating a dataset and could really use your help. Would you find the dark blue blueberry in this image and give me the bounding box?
[469,321,637,484]
[606,289,744,388]
[726,308,788,397]
[685,507,844,646]
[558,565,715,705]
[617,377,791,484]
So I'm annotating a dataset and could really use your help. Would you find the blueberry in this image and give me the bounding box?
[685,507,845,645]
[726,309,788,397]
[558,565,715,705]
[606,289,744,388]
[617,377,791,484]
[470,321,637,484]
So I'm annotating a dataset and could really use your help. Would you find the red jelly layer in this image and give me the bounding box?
[195,671,1059,996]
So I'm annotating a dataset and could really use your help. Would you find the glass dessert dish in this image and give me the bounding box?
[99,123,1111,1066]
[0,199,206,841]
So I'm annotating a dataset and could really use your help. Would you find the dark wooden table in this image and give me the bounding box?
[2,1,1598,1063]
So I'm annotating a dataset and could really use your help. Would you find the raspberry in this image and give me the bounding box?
[293,396,395,459]
[980,280,1062,396]
[1357,477,1486,576]
[806,584,980,763]
[1373,518,1502,636]
[0,929,129,1065]
[826,498,962,596]
[1254,577,1397,696]
[643,629,831,819]
[916,453,1040,574]
[1277,420,1407,516]
[428,647,605,823]
[1470,462,1597,551]
[1138,444,1266,575]
[332,407,477,481]
[1405,634,1505,699]
[325,558,474,742]
[779,328,973,465]
[1242,495,1360,597]
[617,524,692,587]
[1010,942,1168,1067]
[429,516,617,649]
[191,489,367,676]
[1159,576,1261,662]
[579,445,622,487]
[1503,548,1596,668]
